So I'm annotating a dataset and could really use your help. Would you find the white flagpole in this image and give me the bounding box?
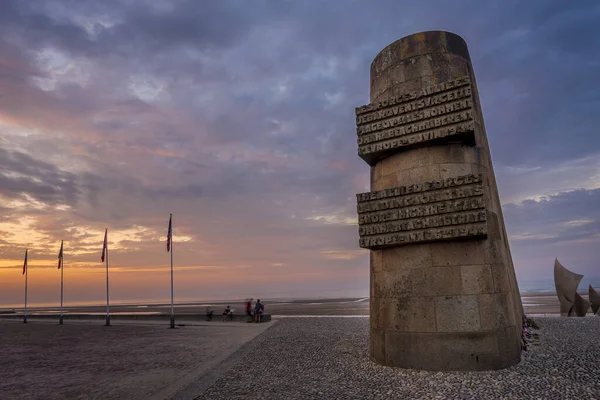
[59,241,64,325]
[24,249,28,324]
[105,230,110,327]
[170,213,175,329]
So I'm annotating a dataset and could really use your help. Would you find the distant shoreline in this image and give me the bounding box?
[0,291,564,314]
[0,292,563,311]
[0,292,572,317]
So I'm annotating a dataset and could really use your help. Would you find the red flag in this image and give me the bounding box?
[101,228,107,262]
[23,249,28,275]
[57,240,64,269]
[166,214,172,252]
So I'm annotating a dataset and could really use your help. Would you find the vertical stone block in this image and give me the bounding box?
[435,295,481,332]
[461,264,494,295]
[385,296,437,332]
[371,328,386,363]
[410,266,464,296]
[478,292,515,330]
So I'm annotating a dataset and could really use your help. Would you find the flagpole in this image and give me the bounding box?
[24,249,28,324]
[59,242,64,325]
[105,236,110,327]
[170,213,175,329]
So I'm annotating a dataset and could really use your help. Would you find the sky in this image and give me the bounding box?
[1,0,599,307]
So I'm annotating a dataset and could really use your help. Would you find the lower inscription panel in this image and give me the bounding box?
[357,173,488,249]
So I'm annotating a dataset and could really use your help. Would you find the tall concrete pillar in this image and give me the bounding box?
[355,31,524,371]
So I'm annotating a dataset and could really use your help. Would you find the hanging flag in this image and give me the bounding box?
[167,214,172,252]
[23,249,28,275]
[58,240,64,269]
[101,229,108,262]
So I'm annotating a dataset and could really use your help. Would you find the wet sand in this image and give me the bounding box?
[0,293,576,318]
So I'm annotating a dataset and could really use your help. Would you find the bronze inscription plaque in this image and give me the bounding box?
[355,76,475,165]
[357,173,487,249]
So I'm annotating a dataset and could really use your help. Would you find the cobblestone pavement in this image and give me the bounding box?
[195,317,600,400]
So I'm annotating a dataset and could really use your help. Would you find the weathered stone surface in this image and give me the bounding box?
[385,296,436,332]
[461,264,494,295]
[435,295,481,332]
[410,266,463,296]
[478,292,515,330]
[373,269,411,297]
[358,31,523,371]
[384,330,502,371]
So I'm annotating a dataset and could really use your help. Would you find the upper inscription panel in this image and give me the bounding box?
[356,173,487,249]
[355,76,475,165]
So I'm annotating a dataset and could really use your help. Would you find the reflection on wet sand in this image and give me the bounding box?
[1,293,587,317]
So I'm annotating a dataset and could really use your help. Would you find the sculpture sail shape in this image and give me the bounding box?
[554,258,588,316]
[573,292,590,317]
[589,285,600,315]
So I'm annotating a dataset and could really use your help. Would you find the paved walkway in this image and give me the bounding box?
[0,319,274,400]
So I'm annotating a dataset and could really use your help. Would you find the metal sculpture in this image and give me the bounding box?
[554,258,589,317]
[589,285,600,315]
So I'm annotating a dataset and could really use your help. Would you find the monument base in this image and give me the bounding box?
[371,327,521,371]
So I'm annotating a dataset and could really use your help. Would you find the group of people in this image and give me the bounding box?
[245,298,265,323]
[214,298,265,323]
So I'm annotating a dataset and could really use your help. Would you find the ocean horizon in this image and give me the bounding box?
[0,290,586,311]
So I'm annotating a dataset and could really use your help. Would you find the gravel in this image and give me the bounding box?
[195,317,600,400]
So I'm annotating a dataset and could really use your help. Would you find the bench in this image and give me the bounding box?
[206,311,271,323]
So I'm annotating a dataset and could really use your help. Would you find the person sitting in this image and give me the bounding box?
[254,299,264,323]
[222,305,232,321]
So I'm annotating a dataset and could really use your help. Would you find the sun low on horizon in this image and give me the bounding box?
[1,0,600,308]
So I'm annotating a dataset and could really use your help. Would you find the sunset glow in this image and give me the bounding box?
[1,1,599,308]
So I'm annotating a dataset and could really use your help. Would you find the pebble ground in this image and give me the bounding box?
[195,317,600,400]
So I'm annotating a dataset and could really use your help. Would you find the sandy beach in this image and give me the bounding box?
[0,292,576,319]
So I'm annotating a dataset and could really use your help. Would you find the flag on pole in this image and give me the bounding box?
[23,249,28,275]
[167,214,172,252]
[101,228,108,262]
[58,240,64,269]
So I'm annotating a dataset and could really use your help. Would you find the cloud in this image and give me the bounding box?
[0,148,82,207]
[0,0,598,305]
[504,189,600,284]
[504,188,600,244]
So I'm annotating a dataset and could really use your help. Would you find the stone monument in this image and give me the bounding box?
[354,31,524,371]
[589,285,600,316]
[554,258,590,316]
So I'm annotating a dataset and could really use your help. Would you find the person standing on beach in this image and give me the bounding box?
[254,299,264,323]
[245,298,253,323]
[222,305,231,321]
